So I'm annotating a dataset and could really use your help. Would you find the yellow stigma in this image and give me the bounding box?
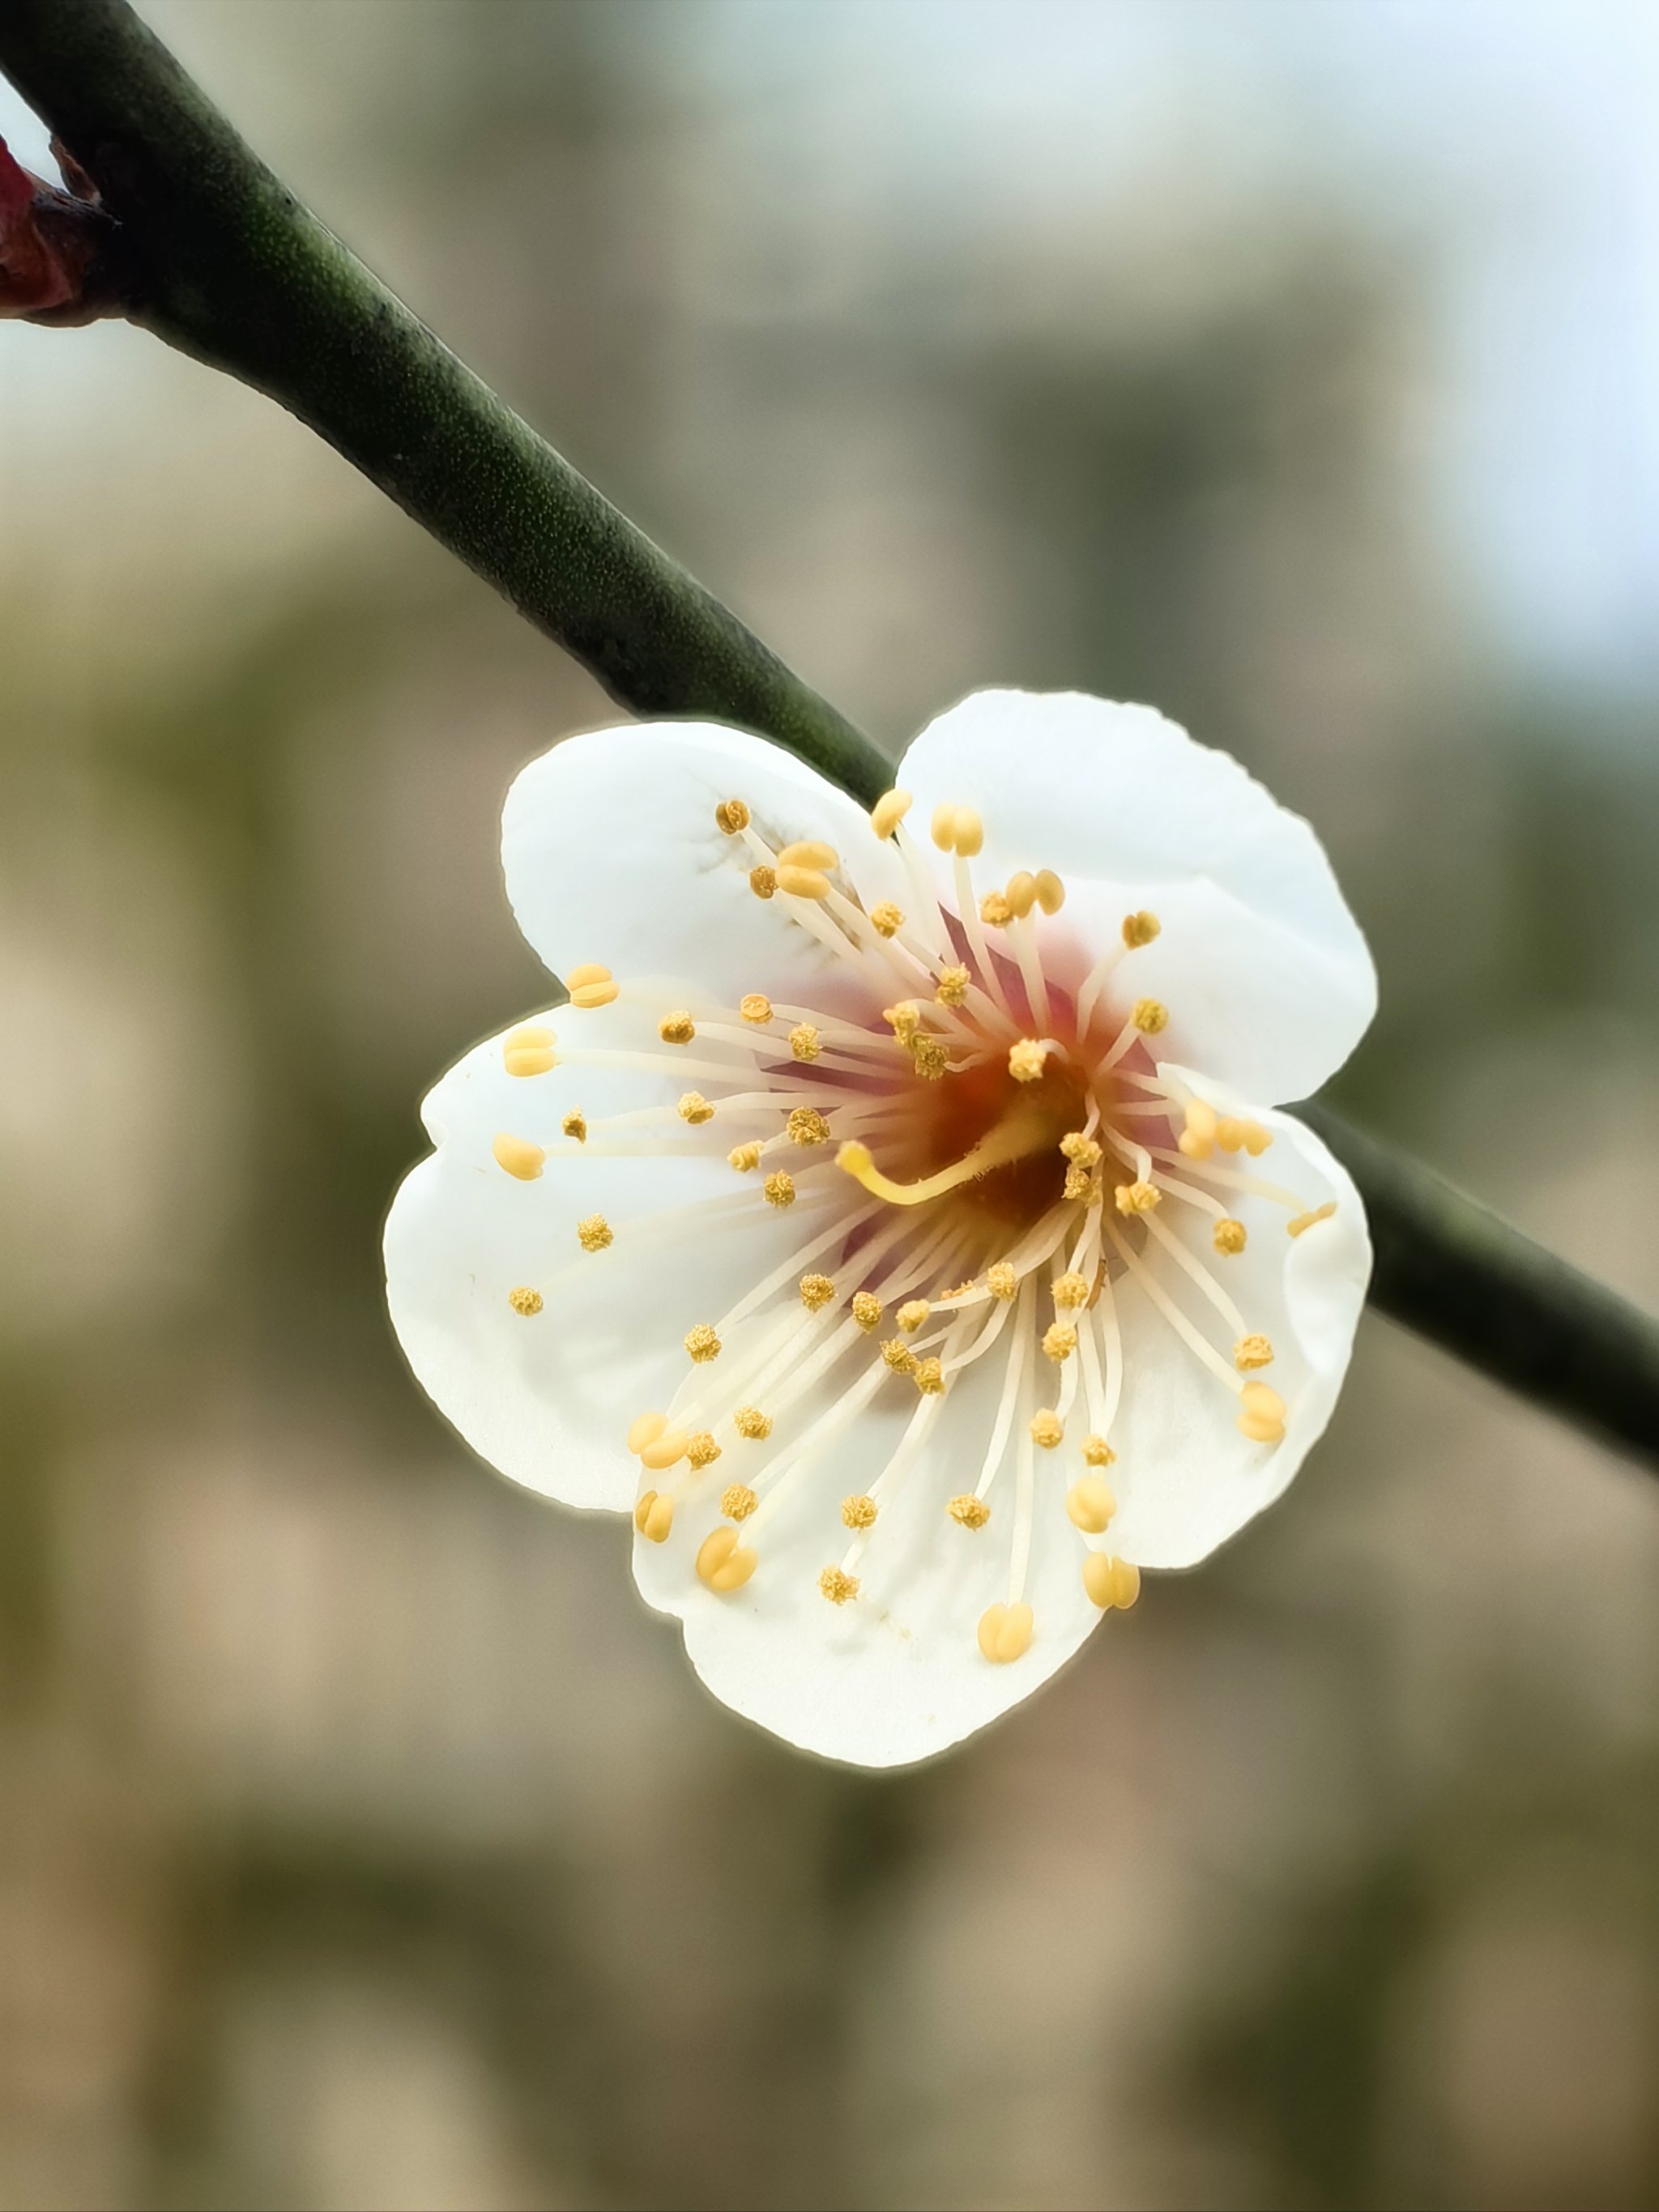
[633,1490,674,1543]
[871,789,912,839]
[639,1428,689,1473]
[492,1132,545,1182]
[1029,1409,1064,1449]
[911,1035,949,1080]
[979,890,1014,927]
[503,1025,557,1077]
[936,964,970,1006]
[788,1022,821,1062]
[1009,1038,1048,1084]
[728,1141,762,1173]
[869,900,904,937]
[1082,1434,1115,1467]
[897,1299,930,1332]
[841,1494,878,1530]
[740,992,773,1024]
[1213,1217,1247,1255]
[684,1323,722,1362]
[1132,998,1169,1035]
[776,864,832,901]
[764,1170,796,1208]
[1083,1554,1140,1611]
[507,1286,543,1316]
[986,1263,1018,1302]
[1052,1272,1090,1311]
[881,1338,916,1375]
[1043,1322,1077,1363]
[800,1272,836,1311]
[561,1109,587,1144]
[977,1603,1034,1664]
[749,865,776,899]
[1237,1380,1287,1444]
[851,1292,882,1332]
[1004,871,1038,919]
[714,799,750,834]
[1034,868,1065,914]
[686,1431,722,1469]
[1065,1476,1116,1533]
[577,1213,612,1251]
[913,1356,945,1396]
[567,963,618,1009]
[626,1412,667,1454]
[1121,910,1161,948]
[1288,1201,1337,1238]
[884,1000,921,1043]
[778,838,838,871]
[678,1091,715,1125]
[721,1483,758,1520]
[733,1406,772,1440]
[948,1494,991,1530]
[819,1566,859,1605]
[1234,1333,1274,1372]
[697,1526,758,1593]
[787,1106,830,1146]
[1114,1180,1161,1216]
[659,1011,696,1045]
[838,1104,1056,1208]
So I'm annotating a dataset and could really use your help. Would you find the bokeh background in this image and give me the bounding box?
[3,2,1659,2206]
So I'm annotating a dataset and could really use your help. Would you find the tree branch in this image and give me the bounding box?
[2,0,1656,1469]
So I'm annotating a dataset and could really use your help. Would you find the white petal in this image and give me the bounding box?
[383,995,821,1511]
[1104,1069,1371,1570]
[501,722,910,1011]
[898,689,1376,1102]
[631,1319,1107,1768]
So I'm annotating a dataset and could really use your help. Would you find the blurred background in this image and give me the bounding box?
[2,2,1658,2206]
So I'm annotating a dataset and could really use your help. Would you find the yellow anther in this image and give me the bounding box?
[841,1494,878,1531]
[948,1494,991,1530]
[979,891,1014,927]
[776,864,832,901]
[1009,1038,1047,1083]
[633,1490,675,1543]
[788,1022,821,1062]
[881,1338,916,1375]
[764,1170,796,1208]
[930,803,960,850]
[563,961,607,987]
[561,1109,587,1144]
[678,1091,715,1125]
[639,1429,689,1473]
[740,992,773,1024]
[1216,1116,1248,1152]
[507,1286,544,1316]
[869,901,905,937]
[697,1525,758,1593]
[577,1213,613,1251]
[940,1277,977,1300]
[951,806,985,859]
[911,1036,949,1080]
[1060,1132,1102,1166]
[627,1412,667,1455]
[1179,1100,1217,1159]
[749,865,777,899]
[787,1106,830,1147]
[569,965,619,1009]
[871,789,912,839]
[913,1357,945,1396]
[1063,1162,1098,1204]
[851,1292,882,1332]
[819,1566,859,1605]
[883,1001,921,1045]
[1132,998,1169,1035]
[714,799,750,834]
[977,1603,1034,1664]
[492,1132,546,1181]
[800,1272,836,1312]
[936,964,970,1006]
[1004,871,1038,919]
[1029,1409,1064,1450]
[1288,1201,1337,1238]
[1237,1380,1287,1444]
[659,1011,696,1045]
[1121,910,1161,948]
[1043,1322,1077,1363]
[987,1263,1018,1302]
[1082,1434,1116,1467]
[503,1025,557,1077]
[1083,1554,1140,1610]
[778,838,838,871]
[1034,868,1065,915]
[686,1431,723,1469]
[1066,1476,1117,1533]
[684,1323,722,1362]
[1234,1333,1275,1372]
[1114,1180,1161,1216]
[897,1299,930,1332]
[721,1483,758,1520]
[1242,1121,1273,1156]
[1052,1272,1090,1311]
[733,1407,772,1440]
[728,1142,762,1173]
[1213,1217,1247,1255]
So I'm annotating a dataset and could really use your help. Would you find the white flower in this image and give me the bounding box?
[385,690,1375,1767]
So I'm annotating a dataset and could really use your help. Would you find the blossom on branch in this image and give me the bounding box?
[385,691,1375,1766]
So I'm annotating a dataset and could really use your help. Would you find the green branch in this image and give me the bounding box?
[3,0,1657,1469]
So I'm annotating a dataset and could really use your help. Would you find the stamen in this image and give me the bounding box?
[1029,1409,1064,1449]
[577,1214,612,1251]
[1065,1476,1116,1532]
[1234,1333,1274,1371]
[897,1299,930,1332]
[1034,870,1065,914]
[749,865,776,899]
[1043,1323,1077,1363]
[800,1273,836,1312]
[1114,1180,1161,1215]
[842,1494,878,1529]
[913,1357,945,1396]
[788,1023,821,1062]
[977,1602,1034,1664]
[697,1527,758,1592]
[659,1012,696,1045]
[764,1171,797,1208]
[562,1110,587,1144]
[870,901,904,937]
[722,1484,758,1519]
[1009,1038,1050,1083]
[729,1143,761,1173]
[949,1494,991,1528]
[639,1429,689,1472]
[778,839,838,871]
[871,790,912,839]
[787,1107,831,1146]
[1132,999,1168,1035]
[633,1491,675,1542]
[936,965,970,1006]
[1214,1218,1247,1255]
[504,1025,557,1077]
[1082,1434,1115,1467]
[684,1323,722,1362]
[851,1292,883,1331]
[714,799,750,834]
[987,1263,1018,1301]
[1123,910,1160,947]
[740,993,773,1024]
[777,865,832,901]
[686,1432,722,1469]
[507,1287,543,1316]
[492,1132,545,1181]
[1288,1202,1337,1238]
[567,964,619,1009]
[677,1092,715,1124]
[1237,1380,1286,1444]
[1053,1272,1090,1310]
[734,1408,772,1439]
[1083,1554,1140,1610]
[820,1566,859,1605]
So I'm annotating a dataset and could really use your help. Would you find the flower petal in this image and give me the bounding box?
[501,722,909,1011]
[384,995,825,1511]
[898,689,1375,1102]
